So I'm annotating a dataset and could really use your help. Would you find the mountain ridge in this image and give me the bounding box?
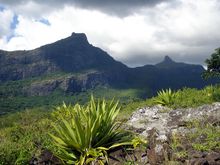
[0,33,219,96]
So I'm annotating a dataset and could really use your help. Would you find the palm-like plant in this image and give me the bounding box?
[50,96,138,165]
[153,88,176,106]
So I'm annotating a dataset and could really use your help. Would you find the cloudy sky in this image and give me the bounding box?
[0,0,220,67]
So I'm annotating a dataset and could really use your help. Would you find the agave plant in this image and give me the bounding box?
[153,88,176,106]
[50,96,138,165]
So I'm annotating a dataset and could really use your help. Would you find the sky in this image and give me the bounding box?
[0,0,220,67]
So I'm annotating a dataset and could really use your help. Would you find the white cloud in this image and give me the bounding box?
[0,8,14,37]
[0,0,220,66]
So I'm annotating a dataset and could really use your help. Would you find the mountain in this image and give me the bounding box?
[156,55,190,68]
[154,56,207,89]
[0,33,131,96]
[155,55,204,71]
[129,56,212,91]
[0,33,219,98]
[0,32,127,82]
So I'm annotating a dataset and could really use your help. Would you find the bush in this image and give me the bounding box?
[50,96,141,164]
[153,88,176,107]
[145,84,220,108]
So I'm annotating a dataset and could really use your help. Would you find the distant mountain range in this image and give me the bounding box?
[0,32,219,96]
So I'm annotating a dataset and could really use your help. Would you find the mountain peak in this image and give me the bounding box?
[69,32,89,44]
[155,55,177,68]
[71,32,87,38]
[163,55,174,63]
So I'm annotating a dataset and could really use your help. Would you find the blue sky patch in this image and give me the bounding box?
[0,4,5,11]
[38,18,51,26]
[10,14,19,29]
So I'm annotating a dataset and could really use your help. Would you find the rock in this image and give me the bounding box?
[127,105,170,139]
[127,103,220,141]
[190,151,208,160]
[23,71,109,96]
[206,152,220,162]
[152,114,159,119]
[190,158,209,165]
[155,144,163,155]
[157,134,168,142]
[126,103,220,164]
[30,149,61,165]
[25,79,61,96]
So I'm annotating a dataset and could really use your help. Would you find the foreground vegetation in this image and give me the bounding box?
[50,97,144,164]
[0,84,220,164]
[148,84,220,108]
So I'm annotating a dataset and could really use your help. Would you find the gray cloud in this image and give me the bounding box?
[72,0,170,16]
[122,54,164,67]
[1,0,220,67]
[119,45,220,67]
[0,0,171,16]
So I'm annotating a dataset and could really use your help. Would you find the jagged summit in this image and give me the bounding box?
[70,32,89,44]
[163,55,174,63]
[155,55,205,73]
[155,55,177,68]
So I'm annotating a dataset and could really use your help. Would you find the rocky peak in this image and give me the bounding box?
[155,55,180,68]
[69,32,89,45]
[163,55,174,63]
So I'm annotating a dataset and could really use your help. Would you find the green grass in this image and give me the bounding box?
[118,100,147,121]
[146,84,220,109]
[0,108,56,164]
[187,120,220,152]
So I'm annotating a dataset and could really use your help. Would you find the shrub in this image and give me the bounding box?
[50,96,141,165]
[146,85,220,109]
[153,88,176,106]
[172,88,211,108]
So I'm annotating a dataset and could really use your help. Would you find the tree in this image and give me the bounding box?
[203,48,220,79]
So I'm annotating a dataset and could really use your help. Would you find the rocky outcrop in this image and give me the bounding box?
[24,80,61,96]
[60,71,109,93]
[0,49,60,82]
[125,103,220,164]
[127,103,220,141]
[24,72,109,96]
